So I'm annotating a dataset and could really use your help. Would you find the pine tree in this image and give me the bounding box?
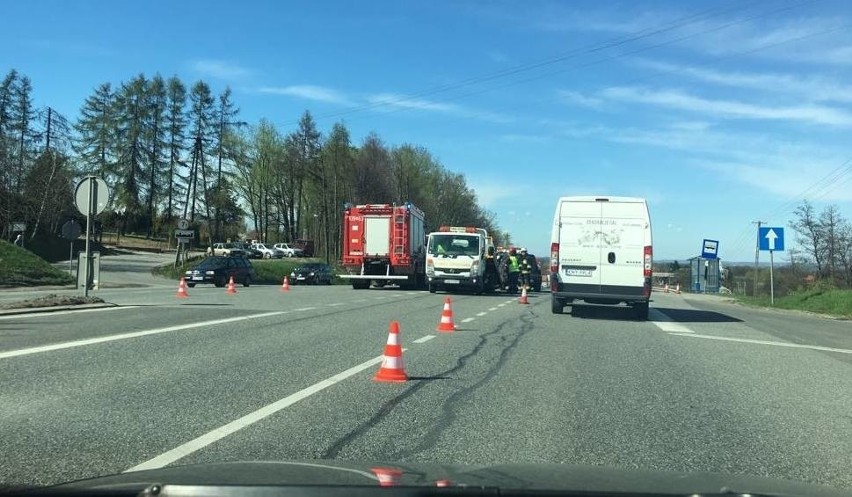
[164,76,187,221]
[113,74,149,229]
[74,83,116,180]
[185,80,215,223]
[212,87,241,240]
[145,74,167,236]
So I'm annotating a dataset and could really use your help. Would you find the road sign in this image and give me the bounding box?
[12,222,26,232]
[178,218,190,230]
[759,227,784,251]
[74,177,110,216]
[701,239,719,259]
[61,220,82,240]
[175,229,195,239]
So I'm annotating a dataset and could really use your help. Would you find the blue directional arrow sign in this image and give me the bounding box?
[759,227,784,251]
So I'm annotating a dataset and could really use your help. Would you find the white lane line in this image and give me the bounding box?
[124,354,386,472]
[0,311,287,360]
[649,309,694,333]
[476,312,487,317]
[293,307,317,312]
[352,299,366,303]
[327,303,344,307]
[413,335,436,344]
[489,307,498,311]
[461,317,475,323]
[505,299,515,304]
[0,305,139,321]
[497,303,507,307]
[668,333,852,354]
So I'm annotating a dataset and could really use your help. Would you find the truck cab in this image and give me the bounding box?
[425,226,499,294]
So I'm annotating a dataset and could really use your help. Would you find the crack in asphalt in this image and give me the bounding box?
[320,304,538,459]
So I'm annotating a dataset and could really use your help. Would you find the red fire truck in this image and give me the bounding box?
[338,202,427,289]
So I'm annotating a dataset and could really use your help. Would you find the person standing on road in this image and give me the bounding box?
[507,248,520,294]
[518,247,532,291]
[13,234,23,247]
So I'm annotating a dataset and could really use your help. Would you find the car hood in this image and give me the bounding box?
[40,460,846,496]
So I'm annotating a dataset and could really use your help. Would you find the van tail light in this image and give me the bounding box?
[550,243,559,273]
[644,245,653,278]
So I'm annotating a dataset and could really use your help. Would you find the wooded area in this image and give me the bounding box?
[0,69,505,262]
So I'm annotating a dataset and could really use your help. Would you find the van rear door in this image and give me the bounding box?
[598,200,650,294]
[558,199,603,293]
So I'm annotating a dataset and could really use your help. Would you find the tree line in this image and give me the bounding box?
[790,200,852,288]
[0,69,504,262]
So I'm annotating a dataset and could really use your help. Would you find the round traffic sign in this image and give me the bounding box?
[61,220,82,240]
[178,218,190,230]
[75,177,110,216]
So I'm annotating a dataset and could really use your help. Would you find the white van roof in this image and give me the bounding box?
[555,195,647,203]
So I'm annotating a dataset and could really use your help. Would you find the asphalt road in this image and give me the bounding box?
[1,279,850,492]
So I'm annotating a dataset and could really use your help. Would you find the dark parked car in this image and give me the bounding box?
[185,256,256,288]
[289,263,333,285]
[232,242,263,259]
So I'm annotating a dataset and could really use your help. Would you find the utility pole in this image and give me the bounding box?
[752,220,765,296]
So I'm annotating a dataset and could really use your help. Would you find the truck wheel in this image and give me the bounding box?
[634,302,650,321]
[243,276,251,288]
[428,283,436,294]
[551,297,564,314]
[352,280,369,290]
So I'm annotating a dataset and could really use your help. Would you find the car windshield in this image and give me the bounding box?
[4,2,851,494]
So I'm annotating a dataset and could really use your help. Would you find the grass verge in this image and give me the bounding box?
[0,240,75,287]
[152,256,346,285]
[733,286,852,319]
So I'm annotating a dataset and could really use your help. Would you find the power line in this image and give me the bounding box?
[275,0,779,127]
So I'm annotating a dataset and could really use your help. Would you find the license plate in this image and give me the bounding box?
[192,276,203,281]
[445,279,460,284]
[565,269,593,277]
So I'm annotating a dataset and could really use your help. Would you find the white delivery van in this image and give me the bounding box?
[549,196,653,319]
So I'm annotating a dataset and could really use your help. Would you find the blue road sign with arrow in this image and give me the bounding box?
[759,227,784,251]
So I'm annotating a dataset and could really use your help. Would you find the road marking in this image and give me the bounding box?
[0,311,287,360]
[649,309,694,333]
[476,312,487,316]
[413,335,436,344]
[294,307,317,312]
[374,296,387,300]
[124,354,387,472]
[489,307,498,311]
[0,305,138,321]
[327,303,344,307]
[505,299,515,304]
[352,299,366,303]
[497,303,507,307]
[668,332,852,354]
[461,317,475,323]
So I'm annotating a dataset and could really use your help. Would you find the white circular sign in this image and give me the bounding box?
[74,177,110,216]
[178,218,190,230]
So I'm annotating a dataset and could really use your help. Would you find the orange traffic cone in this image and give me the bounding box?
[280,276,290,292]
[374,321,408,382]
[436,297,457,332]
[519,286,529,304]
[176,277,189,299]
[436,480,453,487]
[371,467,403,487]
[226,275,237,294]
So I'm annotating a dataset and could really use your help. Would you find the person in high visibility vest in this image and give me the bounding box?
[507,248,520,294]
[518,247,532,291]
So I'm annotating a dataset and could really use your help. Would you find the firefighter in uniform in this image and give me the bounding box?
[518,247,532,291]
[507,248,520,294]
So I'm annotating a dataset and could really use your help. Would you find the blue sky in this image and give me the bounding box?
[4,0,852,262]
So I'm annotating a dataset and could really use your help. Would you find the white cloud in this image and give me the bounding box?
[367,93,512,123]
[191,59,252,80]
[259,85,352,105]
[558,90,604,108]
[601,86,852,126]
[567,122,852,202]
[635,59,852,104]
